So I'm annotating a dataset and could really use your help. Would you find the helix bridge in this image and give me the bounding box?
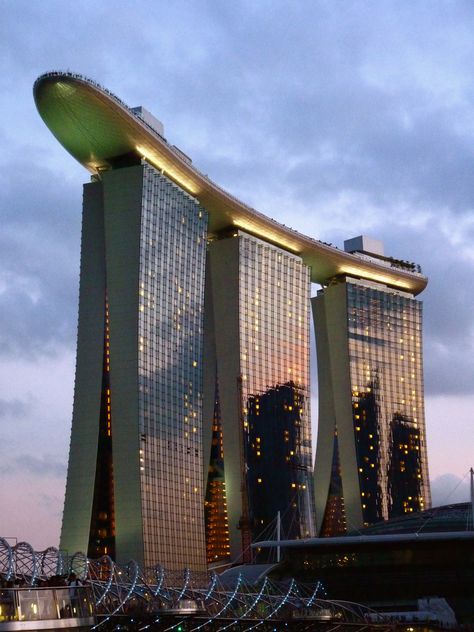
[0,538,389,631]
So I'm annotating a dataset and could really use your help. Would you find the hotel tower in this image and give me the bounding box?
[34,73,430,568]
[204,232,314,562]
[313,236,431,536]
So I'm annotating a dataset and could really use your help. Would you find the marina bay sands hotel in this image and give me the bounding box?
[34,72,431,571]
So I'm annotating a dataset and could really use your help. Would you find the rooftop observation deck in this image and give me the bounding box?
[33,71,427,295]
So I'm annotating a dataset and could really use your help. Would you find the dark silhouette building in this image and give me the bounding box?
[245,382,313,547]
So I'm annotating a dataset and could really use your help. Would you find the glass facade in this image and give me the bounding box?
[246,381,311,545]
[137,165,208,569]
[315,276,431,535]
[346,278,430,524]
[236,233,315,547]
[204,380,230,565]
[387,414,424,517]
[88,299,115,559]
[64,165,320,570]
[319,432,346,537]
[62,162,209,569]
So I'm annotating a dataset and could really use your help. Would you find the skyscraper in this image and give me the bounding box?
[204,232,314,562]
[60,162,209,570]
[313,236,431,535]
[34,72,429,568]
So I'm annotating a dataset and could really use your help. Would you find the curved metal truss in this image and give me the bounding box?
[0,539,376,627]
[0,539,64,584]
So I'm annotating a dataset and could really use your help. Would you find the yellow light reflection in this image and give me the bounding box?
[135,145,199,195]
[232,218,301,254]
[341,265,413,290]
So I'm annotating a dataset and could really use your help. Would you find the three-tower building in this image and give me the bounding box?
[34,72,431,569]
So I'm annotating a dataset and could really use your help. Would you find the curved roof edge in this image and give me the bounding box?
[33,71,427,294]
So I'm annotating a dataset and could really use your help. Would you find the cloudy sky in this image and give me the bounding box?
[1,0,473,549]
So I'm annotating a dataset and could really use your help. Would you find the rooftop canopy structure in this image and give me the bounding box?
[34,71,427,295]
[252,503,474,621]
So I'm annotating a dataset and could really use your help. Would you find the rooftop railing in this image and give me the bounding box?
[351,251,423,275]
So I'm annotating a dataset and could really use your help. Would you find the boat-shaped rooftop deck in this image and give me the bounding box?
[34,72,427,295]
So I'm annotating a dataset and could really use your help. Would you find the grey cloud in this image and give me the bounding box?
[196,61,474,225]
[0,454,66,478]
[378,223,474,396]
[0,158,81,359]
[0,397,32,420]
[35,493,63,517]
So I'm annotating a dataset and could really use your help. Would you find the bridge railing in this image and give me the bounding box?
[0,538,379,626]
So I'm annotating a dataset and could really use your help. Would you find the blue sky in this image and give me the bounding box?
[1,0,472,548]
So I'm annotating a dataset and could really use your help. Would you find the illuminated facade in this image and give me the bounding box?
[319,432,346,537]
[204,232,315,562]
[246,382,312,545]
[313,239,431,534]
[60,162,208,570]
[204,383,230,565]
[34,73,430,568]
